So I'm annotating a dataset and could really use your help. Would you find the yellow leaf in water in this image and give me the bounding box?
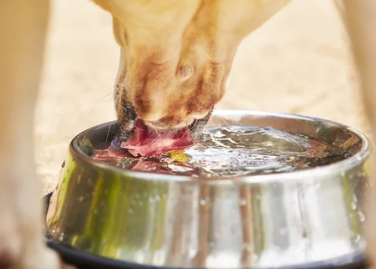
[167,150,190,163]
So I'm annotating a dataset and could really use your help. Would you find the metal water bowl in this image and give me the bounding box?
[45,110,371,269]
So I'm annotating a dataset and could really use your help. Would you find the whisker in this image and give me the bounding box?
[101,99,115,104]
[105,120,116,145]
[90,92,113,112]
[179,127,184,136]
[81,117,116,148]
[154,128,161,137]
[218,114,230,126]
[207,117,215,126]
[223,93,236,99]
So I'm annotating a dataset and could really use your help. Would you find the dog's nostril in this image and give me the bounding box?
[177,65,194,81]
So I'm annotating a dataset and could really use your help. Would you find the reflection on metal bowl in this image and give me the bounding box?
[45,110,371,269]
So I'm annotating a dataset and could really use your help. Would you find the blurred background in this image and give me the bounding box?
[35,0,368,194]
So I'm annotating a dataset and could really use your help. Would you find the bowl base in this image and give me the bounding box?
[43,194,369,269]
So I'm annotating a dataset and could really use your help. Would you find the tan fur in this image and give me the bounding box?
[93,0,291,129]
[1,0,376,268]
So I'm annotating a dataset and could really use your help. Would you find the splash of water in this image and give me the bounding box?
[92,125,348,177]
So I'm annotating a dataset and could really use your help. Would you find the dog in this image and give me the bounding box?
[1,0,376,268]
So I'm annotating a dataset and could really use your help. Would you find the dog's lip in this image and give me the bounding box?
[114,107,213,146]
[119,119,195,157]
[142,111,212,132]
[113,118,193,142]
[143,119,195,132]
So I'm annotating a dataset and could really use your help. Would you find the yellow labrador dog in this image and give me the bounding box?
[1,0,376,268]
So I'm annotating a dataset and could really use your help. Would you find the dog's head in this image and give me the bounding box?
[92,0,290,135]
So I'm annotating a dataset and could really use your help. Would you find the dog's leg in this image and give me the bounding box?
[338,0,376,265]
[0,0,69,268]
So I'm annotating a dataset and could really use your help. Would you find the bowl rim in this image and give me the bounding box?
[70,110,371,185]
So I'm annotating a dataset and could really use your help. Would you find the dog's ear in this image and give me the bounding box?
[340,0,376,265]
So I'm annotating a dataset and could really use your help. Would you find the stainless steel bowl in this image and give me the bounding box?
[46,110,372,269]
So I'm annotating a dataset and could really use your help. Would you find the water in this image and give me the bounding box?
[92,125,348,178]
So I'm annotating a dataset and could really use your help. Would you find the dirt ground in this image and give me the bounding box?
[35,0,368,194]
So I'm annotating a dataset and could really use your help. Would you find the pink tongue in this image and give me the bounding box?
[121,119,194,157]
